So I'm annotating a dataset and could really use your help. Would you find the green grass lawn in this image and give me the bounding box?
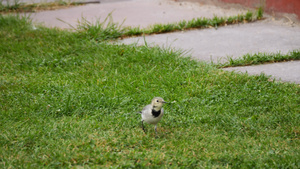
[1,15,300,168]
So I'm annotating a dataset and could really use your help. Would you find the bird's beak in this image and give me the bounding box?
[162,101,168,104]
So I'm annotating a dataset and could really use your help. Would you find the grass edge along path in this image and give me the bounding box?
[0,0,96,13]
[74,8,264,40]
[215,49,300,68]
[126,8,263,37]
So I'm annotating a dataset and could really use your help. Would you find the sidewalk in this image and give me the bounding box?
[28,0,248,29]
[223,60,300,84]
[24,0,300,84]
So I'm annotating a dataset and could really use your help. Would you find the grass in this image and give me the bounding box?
[127,9,263,37]
[1,14,300,168]
[72,12,126,41]
[73,8,264,40]
[216,50,300,68]
[127,8,262,37]
[0,0,84,13]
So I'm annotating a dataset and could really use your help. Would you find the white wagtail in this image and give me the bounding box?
[138,97,167,134]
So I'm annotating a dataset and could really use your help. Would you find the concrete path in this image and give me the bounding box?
[19,0,300,84]
[122,22,300,63]
[223,60,300,84]
[28,0,248,29]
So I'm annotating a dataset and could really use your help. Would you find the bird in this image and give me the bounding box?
[137,97,167,135]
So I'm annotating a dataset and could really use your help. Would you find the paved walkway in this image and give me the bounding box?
[122,22,300,63]
[28,0,248,29]
[223,60,300,84]
[21,0,300,84]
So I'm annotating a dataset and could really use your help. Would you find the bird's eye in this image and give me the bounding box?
[156,100,159,102]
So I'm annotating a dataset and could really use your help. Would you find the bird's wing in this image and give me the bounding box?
[141,104,152,114]
[136,104,152,114]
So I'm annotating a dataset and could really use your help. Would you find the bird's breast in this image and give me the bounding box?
[151,109,161,118]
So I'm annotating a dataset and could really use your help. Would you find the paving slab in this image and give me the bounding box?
[121,21,300,63]
[2,0,133,5]
[2,0,94,5]
[222,61,300,84]
[28,0,248,29]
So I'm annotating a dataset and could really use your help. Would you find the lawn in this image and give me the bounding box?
[0,15,299,168]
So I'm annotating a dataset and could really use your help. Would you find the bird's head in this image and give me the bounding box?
[151,97,167,111]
